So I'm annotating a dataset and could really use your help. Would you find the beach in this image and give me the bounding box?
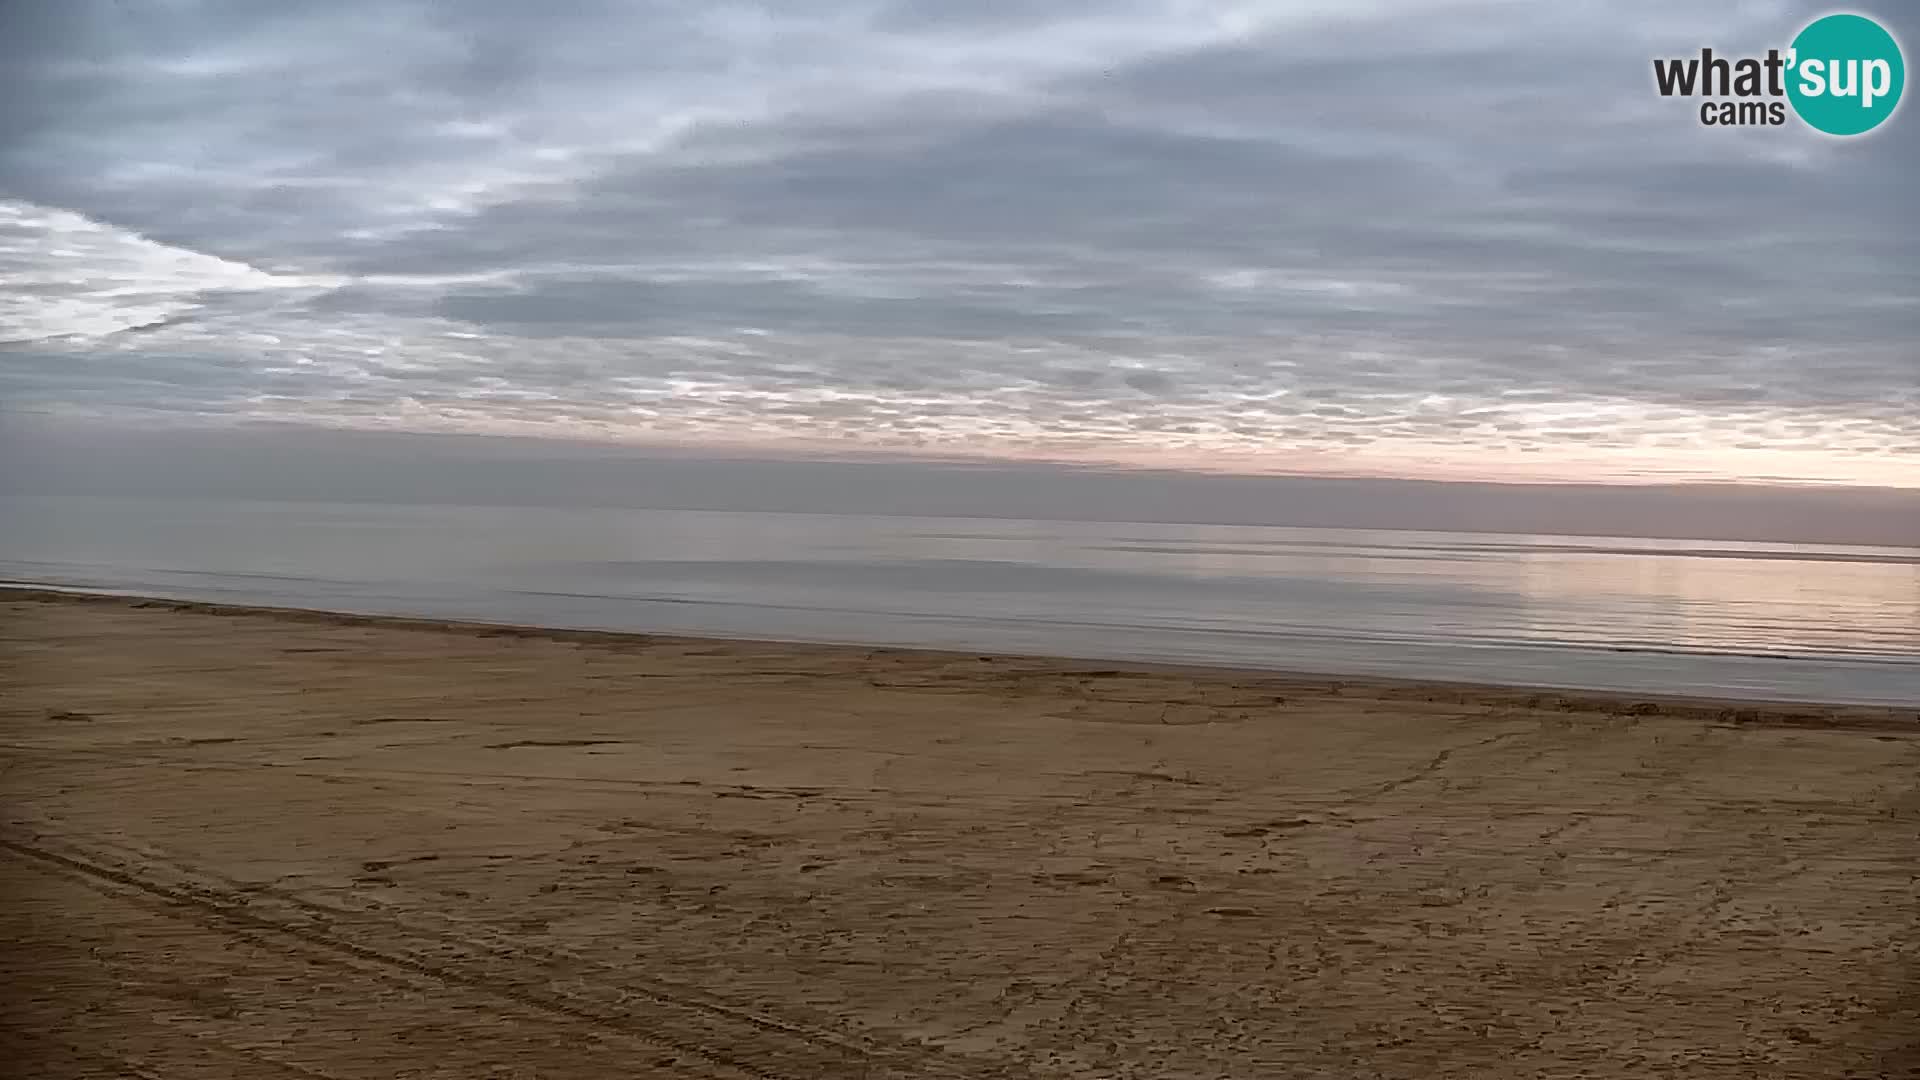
[2,588,1916,1078]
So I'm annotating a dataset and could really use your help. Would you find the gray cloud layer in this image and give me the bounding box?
[1,0,1915,484]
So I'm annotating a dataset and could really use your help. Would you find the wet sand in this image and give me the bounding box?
[2,588,1916,1079]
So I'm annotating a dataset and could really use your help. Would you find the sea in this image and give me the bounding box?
[1,494,1915,706]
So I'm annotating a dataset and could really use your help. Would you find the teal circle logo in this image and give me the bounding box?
[1787,13,1905,135]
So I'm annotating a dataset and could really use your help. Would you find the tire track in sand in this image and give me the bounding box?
[0,828,1032,1080]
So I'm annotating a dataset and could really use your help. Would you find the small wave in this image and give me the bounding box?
[495,587,1920,668]
[1090,539,1920,566]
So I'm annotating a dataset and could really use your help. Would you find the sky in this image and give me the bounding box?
[0,0,1915,488]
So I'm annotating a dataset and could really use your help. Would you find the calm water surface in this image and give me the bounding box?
[2,495,1915,705]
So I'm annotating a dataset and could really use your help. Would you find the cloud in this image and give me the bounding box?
[0,0,1914,486]
[0,201,345,342]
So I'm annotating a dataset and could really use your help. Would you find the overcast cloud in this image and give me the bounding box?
[1,0,1914,484]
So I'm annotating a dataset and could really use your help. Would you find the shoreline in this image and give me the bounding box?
[4,584,1912,726]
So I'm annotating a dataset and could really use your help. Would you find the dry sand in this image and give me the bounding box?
[1,589,1916,1079]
